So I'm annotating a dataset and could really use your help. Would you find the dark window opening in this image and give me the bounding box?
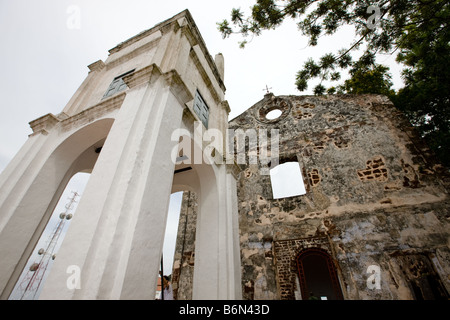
[395,253,449,300]
[103,69,135,99]
[193,90,209,128]
[296,248,343,300]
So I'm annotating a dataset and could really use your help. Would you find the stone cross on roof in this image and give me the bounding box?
[263,85,272,94]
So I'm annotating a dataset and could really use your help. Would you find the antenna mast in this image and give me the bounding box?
[16,191,79,300]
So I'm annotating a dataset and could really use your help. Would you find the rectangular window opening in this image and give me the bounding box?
[193,90,209,129]
[269,162,306,199]
[103,69,135,99]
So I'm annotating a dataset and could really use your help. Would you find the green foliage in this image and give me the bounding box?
[393,0,450,167]
[218,0,450,167]
[342,64,394,96]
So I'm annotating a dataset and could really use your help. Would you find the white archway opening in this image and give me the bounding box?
[9,172,90,300]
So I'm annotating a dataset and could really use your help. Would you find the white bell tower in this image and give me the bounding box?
[0,10,241,300]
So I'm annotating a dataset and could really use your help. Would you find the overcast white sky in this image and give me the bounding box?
[0,0,404,173]
[1,1,404,294]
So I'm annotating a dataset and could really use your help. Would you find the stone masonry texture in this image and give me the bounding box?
[224,93,450,300]
[174,93,449,300]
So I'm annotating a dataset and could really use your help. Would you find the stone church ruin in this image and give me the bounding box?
[0,10,448,300]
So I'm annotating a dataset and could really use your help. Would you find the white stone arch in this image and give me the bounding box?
[171,132,241,299]
[0,10,242,300]
[0,118,115,299]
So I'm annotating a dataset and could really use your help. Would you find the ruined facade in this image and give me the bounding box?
[173,93,450,300]
[0,9,448,300]
[228,93,450,300]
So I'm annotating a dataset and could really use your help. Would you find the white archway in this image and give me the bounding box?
[9,172,90,300]
[171,132,241,299]
[0,118,114,299]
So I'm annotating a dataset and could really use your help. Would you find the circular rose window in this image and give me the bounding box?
[256,96,291,123]
[265,109,282,120]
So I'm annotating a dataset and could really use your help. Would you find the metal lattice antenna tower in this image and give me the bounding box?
[16,191,79,300]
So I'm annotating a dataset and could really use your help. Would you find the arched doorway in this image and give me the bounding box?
[157,190,198,300]
[170,129,241,300]
[0,118,114,299]
[296,248,343,300]
[8,172,90,300]
[171,134,220,300]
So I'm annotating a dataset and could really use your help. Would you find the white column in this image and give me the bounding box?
[226,168,243,299]
[192,164,221,299]
[214,165,242,299]
[0,133,48,233]
[119,86,187,299]
[39,67,192,300]
[187,149,241,299]
[0,133,51,298]
[217,165,231,299]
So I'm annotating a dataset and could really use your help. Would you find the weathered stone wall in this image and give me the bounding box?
[171,191,197,300]
[228,93,450,300]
